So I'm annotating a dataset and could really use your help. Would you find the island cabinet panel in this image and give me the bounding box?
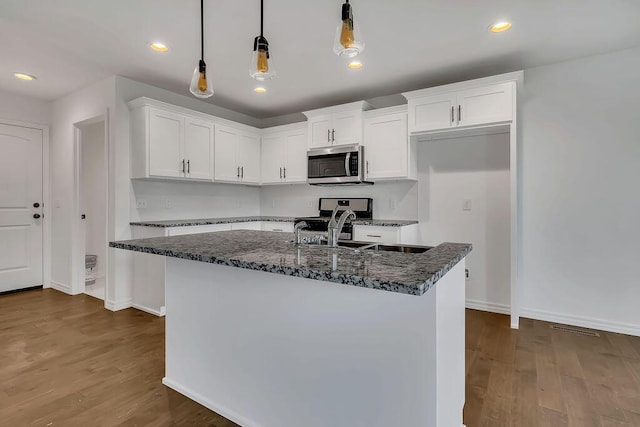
[261,125,308,184]
[162,257,466,427]
[405,81,515,134]
[131,223,232,316]
[230,222,262,231]
[130,104,214,181]
[363,106,416,181]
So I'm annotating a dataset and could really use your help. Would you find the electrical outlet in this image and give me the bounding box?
[465,269,470,280]
[463,199,472,211]
[164,198,172,209]
[271,199,276,209]
[389,199,397,210]
[307,199,314,208]
[136,199,147,209]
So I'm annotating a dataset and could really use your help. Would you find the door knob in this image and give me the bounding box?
[33,214,41,219]
[33,202,40,208]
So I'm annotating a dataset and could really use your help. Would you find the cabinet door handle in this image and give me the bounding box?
[458,105,462,122]
[241,166,244,179]
[280,167,282,179]
[237,166,240,178]
[187,160,190,174]
[366,160,369,175]
[331,129,335,142]
[182,159,186,174]
[451,106,454,124]
[283,167,286,179]
[327,129,331,143]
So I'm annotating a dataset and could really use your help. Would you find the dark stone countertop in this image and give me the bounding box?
[110,230,471,296]
[129,216,418,228]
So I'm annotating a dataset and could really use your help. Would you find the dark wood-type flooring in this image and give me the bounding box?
[1,289,639,426]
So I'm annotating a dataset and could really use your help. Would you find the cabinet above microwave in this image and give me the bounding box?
[303,101,371,149]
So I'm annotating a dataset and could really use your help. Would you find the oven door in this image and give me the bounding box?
[307,145,364,185]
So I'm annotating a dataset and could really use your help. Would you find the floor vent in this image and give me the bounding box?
[550,324,600,337]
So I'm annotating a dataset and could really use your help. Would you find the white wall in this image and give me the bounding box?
[259,181,418,220]
[80,121,107,279]
[416,134,511,311]
[50,77,115,295]
[519,47,640,335]
[131,180,260,222]
[0,90,51,125]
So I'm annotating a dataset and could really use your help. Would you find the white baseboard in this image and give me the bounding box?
[104,298,133,312]
[132,303,166,317]
[465,299,510,315]
[520,307,640,337]
[162,377,261,427]
[50,281,71,294]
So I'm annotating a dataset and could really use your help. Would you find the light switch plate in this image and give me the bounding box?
[136,199,147,209]
[463,199,472,211]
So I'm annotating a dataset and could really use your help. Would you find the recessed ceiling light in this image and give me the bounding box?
[254,87,267,94]
[348,61,363,70]
[489,21,512,33]
[149,42,169,52]
[14,73,37,81]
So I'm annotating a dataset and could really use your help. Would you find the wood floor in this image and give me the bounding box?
[1,289,639,426]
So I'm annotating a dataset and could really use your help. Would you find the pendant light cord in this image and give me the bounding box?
[260,0,264,37]
[200,0,204,60]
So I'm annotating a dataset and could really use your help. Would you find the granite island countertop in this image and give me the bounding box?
[110,230,470,296]
[130,216,418,228]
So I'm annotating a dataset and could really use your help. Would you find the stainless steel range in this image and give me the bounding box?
[294,198,372,240]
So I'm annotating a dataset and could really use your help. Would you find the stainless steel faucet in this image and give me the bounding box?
[328,207,356,247]
[294,221,309,245]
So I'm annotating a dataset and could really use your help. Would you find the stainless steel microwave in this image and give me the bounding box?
[307,145,372,185]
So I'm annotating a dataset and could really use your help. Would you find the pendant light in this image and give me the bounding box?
[250,0,276,81]
[189,0,214,98]
[333,0,364,58]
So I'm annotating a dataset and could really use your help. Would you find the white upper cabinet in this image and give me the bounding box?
[363,106,415,181]
[214,125,261,185]
[130,102,213,181]
[184,117,214,180]
[261,124,307,184]
[403,74,519,134]
[303,101,370,148]
[148,108,184,178]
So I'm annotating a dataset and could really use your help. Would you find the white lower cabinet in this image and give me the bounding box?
[353,224,420,245]
[262,222,295,233]
[230,222,262,231]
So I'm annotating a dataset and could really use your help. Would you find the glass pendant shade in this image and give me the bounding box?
[250,36,276,80]
[190,59,214,98]
[333,1,364,57]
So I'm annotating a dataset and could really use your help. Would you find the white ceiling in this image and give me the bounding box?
[1,0,639,118]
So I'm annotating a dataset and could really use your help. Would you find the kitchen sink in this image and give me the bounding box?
[300,239,432,254]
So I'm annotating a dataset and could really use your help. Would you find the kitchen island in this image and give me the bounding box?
[110,230,471,427]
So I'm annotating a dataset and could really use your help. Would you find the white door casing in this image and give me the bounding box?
[0,124,43,292]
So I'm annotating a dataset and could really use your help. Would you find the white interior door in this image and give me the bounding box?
[0,124,43,292]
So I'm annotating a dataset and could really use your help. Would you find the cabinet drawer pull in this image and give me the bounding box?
[272,228,283,232]
[366,234,382,238]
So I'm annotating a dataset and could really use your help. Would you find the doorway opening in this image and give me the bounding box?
[76,119,107,301]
